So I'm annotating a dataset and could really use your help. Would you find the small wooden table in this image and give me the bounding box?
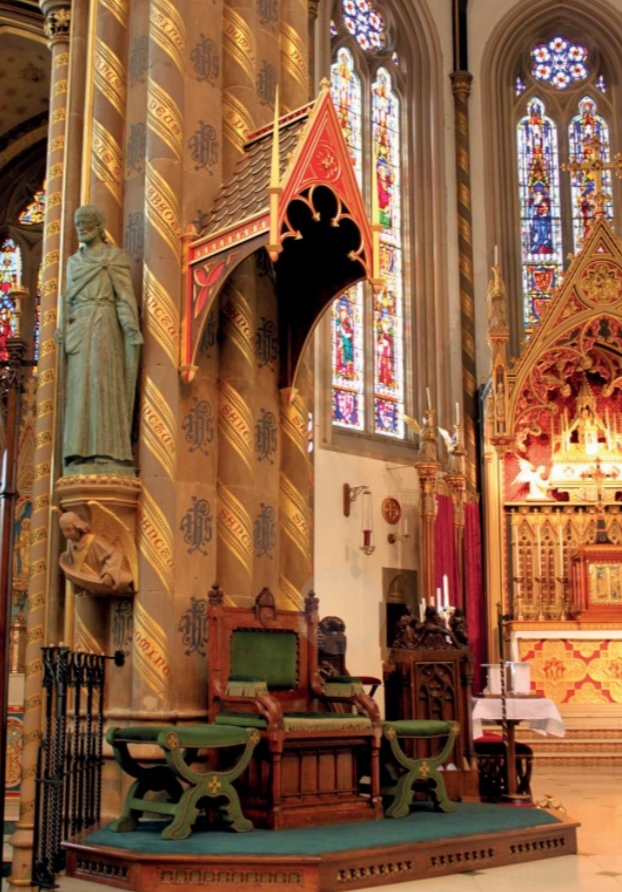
[472,696,565,798]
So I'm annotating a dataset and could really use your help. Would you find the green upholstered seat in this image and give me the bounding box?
[106,724,259,840]
[381,720,459,817]
[385,720,454,738]
[215,711,372,732]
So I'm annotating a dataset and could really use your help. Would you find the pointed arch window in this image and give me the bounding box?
[0,238,22,360]
[330,3,406,439]
[18,182,46,226]
[515,35,616,331]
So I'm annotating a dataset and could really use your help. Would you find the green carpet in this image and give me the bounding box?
[86,803,561,856]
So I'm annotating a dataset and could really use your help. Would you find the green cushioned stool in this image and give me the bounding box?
[382,720,459,817]
[106,723,259,840]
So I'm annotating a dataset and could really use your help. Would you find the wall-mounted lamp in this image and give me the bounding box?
[360,488,375,555]
[343,483,375,555]
[343,483,368,517]
[387,522,410,545]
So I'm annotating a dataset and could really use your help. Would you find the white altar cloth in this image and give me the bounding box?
[472,696,565,739]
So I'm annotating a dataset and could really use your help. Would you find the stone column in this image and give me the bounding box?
[133,0,186,718]
[279,355,313,609]
[280,0,309,110]
[256,0,280,127]
[222,0,258,177]
[450,71,477,491]
[88,0,129,242]
[7,6,72,889]
[253,263,280,594]
[216,261,256,604]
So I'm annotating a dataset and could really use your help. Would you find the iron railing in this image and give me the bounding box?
[32,646,124,889]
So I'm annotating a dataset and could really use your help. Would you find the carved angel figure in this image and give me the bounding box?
[512,457,551,501]
[438,426,458,453]
[401,413,421,436]
[58,502,137,595]
[438,425,464,473]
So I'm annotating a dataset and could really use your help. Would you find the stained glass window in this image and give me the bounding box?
[330,14,406,438]
[517,98,563,329]
[331,287,365,429]
[330,48,365,431]
[331,48,363,185]
[568,97,613,250]
[372,68,403,437]
[0,239,21,360]
[18,183,46,225]
[531,38,588,89]
[341,0,386,52]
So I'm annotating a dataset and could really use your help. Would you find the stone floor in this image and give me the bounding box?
[3,766,622,891]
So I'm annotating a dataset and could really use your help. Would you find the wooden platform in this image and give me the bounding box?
[63,809,579,892]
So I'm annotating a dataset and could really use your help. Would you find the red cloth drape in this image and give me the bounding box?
[464,502,486,694]
[434,494,461,609]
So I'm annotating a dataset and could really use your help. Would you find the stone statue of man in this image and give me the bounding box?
[62,205,143,473]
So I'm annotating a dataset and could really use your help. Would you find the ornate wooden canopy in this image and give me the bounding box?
[182,85,375,386]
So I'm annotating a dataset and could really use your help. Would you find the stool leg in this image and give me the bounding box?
[108,741,185,833]
[383,726,458,817]
[161,731,258,838]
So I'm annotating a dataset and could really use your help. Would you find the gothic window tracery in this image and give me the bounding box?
[515,34,616,331]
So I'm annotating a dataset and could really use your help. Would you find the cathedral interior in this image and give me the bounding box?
[2,0,622,890]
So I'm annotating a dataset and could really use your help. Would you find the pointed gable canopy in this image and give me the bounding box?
[182,85,375,386]
[506,216,622,446]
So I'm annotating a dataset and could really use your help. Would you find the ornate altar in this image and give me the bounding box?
[382,608,479,800]
[483,160,622,707]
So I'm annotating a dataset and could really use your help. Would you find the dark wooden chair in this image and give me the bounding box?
[383,606,479,802]
[474,732,534,800]
[207,585,383,829]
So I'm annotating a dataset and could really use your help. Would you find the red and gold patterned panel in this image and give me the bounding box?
[519,638,622,703]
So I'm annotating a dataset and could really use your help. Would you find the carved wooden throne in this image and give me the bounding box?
[207,585,383,830]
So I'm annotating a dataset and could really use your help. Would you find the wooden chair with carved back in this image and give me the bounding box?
[207,585,383,830]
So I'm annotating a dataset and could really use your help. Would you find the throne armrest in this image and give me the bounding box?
[217,690,286,730]
[312,672,382,725]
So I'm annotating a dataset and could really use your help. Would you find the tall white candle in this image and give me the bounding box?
[419,601,425,623]
[442,574,449,609]
[455,401,460,426]
[494,244,499,266]
[426,387,432,411]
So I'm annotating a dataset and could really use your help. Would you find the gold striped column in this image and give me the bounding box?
[7,5,71,890]
[134,0,185,716]
[451,71,477,491]
[279,355,312,610]
[252,263,280,594]
[255,0,280,129]
[279,0,309,111]
[89,0,129,242]
[222,0,257,177]
[217,261,255,604]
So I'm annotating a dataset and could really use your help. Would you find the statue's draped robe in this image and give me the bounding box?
[63,244,142,466]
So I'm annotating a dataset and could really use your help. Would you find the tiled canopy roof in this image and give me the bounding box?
[199,104,313,241]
